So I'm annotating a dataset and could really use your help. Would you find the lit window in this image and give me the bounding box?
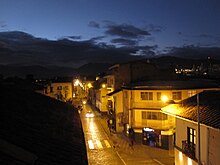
[172,92,182,100]
[141,92,153,100]
[142,111,167,120]
[187,127,196,145]
[157,92,161,101]
[188,90,196,97]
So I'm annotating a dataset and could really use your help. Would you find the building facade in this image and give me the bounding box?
[108,80,219,149]
[162,90,220,165]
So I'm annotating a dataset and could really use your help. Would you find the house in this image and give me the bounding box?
[88,75,110,113]
[162,90,220,165]
[92,59,177,130]
[108,80,219,150]
[108,59,176,91]
[46,77,73,102]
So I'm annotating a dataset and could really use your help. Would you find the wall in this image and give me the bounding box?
[114,92,124,132]
[175,118,209,165]
[51,82,72,101]
[209,128,220,165]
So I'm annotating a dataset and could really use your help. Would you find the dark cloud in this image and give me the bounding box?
[111,38,137,46]
[105,23,150,38]
[82,36,106,45]
[88,21,100,28]
[145,24,164,33]
[127,45,157,56]
[90,36,105,41]
[67,36,81,40]
[165,45,220,59]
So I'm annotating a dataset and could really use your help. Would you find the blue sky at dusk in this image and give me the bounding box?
[0,0,220,54]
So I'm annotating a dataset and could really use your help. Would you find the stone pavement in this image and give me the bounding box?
[96,112,175,165]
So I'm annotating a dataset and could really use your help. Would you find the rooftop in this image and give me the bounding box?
[162,90,220,130]
[0,82,87,164]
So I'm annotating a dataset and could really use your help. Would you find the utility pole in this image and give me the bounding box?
[197,93,201,165]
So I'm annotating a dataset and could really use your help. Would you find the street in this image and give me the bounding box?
[80,104,124,165]
[80,104,174,165]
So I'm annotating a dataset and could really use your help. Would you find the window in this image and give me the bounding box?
[64,86,69,90]
[157,92,161,101]
[142,111,167,120]
[57,86,62,90]
[188,90,196,97]
[187,127,196,145]
[141,92,153,100]
[172,92,182,100]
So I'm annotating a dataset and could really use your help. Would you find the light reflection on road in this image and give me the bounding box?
[80,104,124,165]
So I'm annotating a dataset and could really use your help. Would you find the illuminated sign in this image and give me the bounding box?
[143,128,154,132]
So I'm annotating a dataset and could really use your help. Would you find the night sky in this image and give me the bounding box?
[1,0,220,54]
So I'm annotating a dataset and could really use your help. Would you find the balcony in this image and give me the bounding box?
[182,140,195,159]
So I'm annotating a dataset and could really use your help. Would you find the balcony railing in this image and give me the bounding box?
[182,140,195,159]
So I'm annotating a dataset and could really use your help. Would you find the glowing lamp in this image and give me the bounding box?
[161,95,168,103]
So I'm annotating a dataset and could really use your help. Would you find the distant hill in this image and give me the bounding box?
[0,31,220,78]
[77,63,113,76]
[0,63,112,78]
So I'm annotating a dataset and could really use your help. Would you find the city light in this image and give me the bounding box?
[102,84,106,88]
[87,83,93,88]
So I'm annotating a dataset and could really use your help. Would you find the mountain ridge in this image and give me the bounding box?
[0,31,220,78]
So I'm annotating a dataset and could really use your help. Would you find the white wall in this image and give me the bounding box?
[175,118,209,165]
[209,128,220,165]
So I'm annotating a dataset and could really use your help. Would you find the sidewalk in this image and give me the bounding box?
[97,113,175,165]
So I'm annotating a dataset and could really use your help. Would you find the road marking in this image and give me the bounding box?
[116,151,126,165]
[96,139,103,149]
[88,139,111,150]
[88,140,95,150]
[104,140,111,148]
[153,159,165,165]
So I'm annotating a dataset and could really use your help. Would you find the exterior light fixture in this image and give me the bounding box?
[102,84,106,88]
[161,95,168,103]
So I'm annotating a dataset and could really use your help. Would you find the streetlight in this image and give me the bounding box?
[102,83,106,88]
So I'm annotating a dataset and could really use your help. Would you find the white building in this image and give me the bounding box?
[162,90,220,165]
[108,80,219,149]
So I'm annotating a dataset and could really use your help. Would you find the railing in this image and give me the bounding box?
[182,140,195,159]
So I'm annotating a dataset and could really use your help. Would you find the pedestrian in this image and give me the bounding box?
[128,127,135,147]
[107,119,112,133]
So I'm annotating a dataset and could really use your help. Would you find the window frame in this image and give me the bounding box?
[187,127,196,145]
[140,92,153,100]
[172,91,182,100]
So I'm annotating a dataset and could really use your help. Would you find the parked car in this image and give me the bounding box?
[86,111,94,118]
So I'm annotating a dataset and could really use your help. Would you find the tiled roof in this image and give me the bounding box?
[162,90,220,130]
[0,83,87,165]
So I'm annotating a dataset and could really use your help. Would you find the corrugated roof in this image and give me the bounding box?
[0,83,87,165]
[162,90,220,130]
